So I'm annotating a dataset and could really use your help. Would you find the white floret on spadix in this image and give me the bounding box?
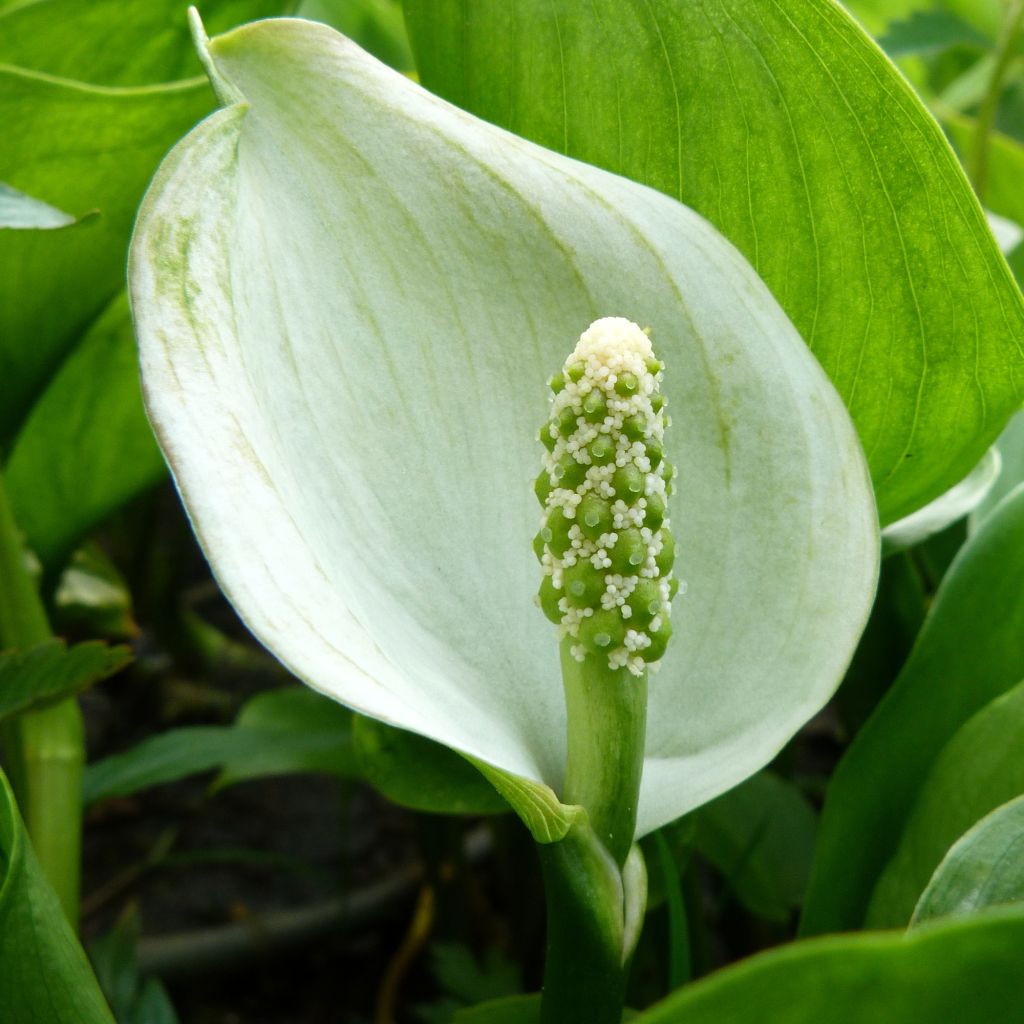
[535,318,679,676]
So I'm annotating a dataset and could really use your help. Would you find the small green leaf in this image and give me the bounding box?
[430,943,522,1007]
[404,0,1024,523]
[693,772,817,923]
[0,181,76,229]
[912,794,1024,925]
[214,686,357,789]
[880,10,989,56]
[84,727,271,805]
[353,717,510,816]
[867,680,1024,927]
[804,485,1024,934]
[634,907,1024,1023]
[0,768,116,1023]
[86,688,358,804]
[4,294,167,569]
[469,760,582,844]
[53,543,139,640]
[89,912,180,1024]
[0,638,131,722]
[454,995,540,1024]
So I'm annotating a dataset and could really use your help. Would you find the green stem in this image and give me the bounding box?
[0,476,83,927]
[539,830,629,1024]
[560,639,646,869]
[538,640,649,1024]
[969,0,1024,199]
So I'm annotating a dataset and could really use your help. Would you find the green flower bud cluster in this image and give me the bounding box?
[535,317,679,675]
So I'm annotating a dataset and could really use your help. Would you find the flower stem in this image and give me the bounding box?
[538,828,630,1024]
[0,476,83,927]
[560,639,647,870]
[537,639,648,1024]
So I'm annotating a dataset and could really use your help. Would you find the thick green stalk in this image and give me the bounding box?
[0,477,83,927]
[536,641,648,1024]
[560,640,646,870]
[539,829,630,1024]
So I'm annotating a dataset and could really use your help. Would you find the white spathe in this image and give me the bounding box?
[129,17,879,837]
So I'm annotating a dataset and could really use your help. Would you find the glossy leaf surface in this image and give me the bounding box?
[0,638,131,722]
[636,908,1024,1023]
[912,794,1024,925]
[0,770,116,1023]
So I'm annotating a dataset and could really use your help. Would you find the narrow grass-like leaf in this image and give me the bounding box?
[803,484,1024,934]
[912,794,1024,925]
[403,0,1024,523]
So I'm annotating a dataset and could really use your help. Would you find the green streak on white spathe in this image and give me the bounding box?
[129,15,879,836]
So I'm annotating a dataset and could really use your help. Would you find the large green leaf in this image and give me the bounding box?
[129,17,877,836]
[0,769,116,1023]
[867,680,1024,927]
[803,484,1024,933]
[402,0,1024,524]
[4,295,166,567]
[0,67,211,442]
[912,794,1024,925]
[635,907,1024,1023]
[0,0,283,85]
[0,638,131,721]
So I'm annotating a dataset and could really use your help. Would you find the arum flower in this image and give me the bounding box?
[129,15,878,839]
